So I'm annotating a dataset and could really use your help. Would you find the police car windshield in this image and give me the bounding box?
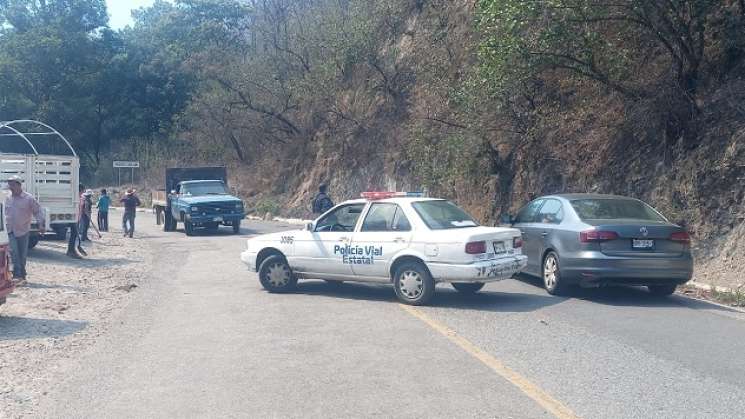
[181,181,227,196]
[412,200,479,230]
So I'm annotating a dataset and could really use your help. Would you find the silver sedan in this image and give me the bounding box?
[505,194,693,296]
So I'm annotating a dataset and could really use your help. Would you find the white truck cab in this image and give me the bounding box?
[241,192,527,305]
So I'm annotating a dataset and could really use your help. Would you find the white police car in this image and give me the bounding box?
[240,192,527,305]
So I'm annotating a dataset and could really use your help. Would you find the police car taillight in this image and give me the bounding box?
[465,241,486,254]
[361,191,425,200]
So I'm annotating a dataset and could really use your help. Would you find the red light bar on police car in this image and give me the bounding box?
[361,191,425,200]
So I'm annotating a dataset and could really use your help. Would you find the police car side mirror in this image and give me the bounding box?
[305,222,314,231]
[500,214,514,225]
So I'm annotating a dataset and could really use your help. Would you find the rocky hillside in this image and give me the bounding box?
[3,1,740,288]
[217,1,744,289]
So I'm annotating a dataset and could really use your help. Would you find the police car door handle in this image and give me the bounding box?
[338,237,349,242]
[393,237,405,243]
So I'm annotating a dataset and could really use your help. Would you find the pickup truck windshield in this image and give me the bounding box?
[412,200,479,230]
[181,181,228,196]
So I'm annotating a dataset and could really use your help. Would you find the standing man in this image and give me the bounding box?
[67,184,86,259]
[5,175,45,284]
[312,183,335,215]
[120,189,141,238]
[79,189,93,241]
[97,189,110,232]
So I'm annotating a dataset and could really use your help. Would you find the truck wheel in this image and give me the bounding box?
[28,235,39,250]
[52,226,67,240]
[452,282,485,294]
[233,220,241,234]
[184,220,195,236]
[393,262,435,306]
[258,255,297,293]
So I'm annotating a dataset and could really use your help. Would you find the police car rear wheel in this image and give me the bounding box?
[452,282,485,294]
[394,262,434,306]
[259,255,297,293]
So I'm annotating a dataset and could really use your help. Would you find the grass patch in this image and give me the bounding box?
[680,284,745,307]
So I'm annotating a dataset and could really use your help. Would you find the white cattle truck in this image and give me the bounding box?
[0,120,80,248]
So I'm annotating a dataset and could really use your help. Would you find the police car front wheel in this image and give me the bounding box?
[393,262,435,306]
[258,255,297,293]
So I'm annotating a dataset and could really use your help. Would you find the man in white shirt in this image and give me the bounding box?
[5,175,45,284]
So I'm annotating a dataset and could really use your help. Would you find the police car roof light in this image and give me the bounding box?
[361,191,425,200]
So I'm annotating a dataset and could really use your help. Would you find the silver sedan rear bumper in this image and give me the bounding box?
[560,251,693,286]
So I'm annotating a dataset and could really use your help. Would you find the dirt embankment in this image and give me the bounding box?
[0,211,151,418]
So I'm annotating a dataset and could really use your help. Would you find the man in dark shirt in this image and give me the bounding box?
[67,184,86,259]
[312,183,334,215]
[120,189,141,238]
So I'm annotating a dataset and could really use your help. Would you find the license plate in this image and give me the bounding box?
[493,241,506,254]
[213,216,223,222]
[632,239,654,249]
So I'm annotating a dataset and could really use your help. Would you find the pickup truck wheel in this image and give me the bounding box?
[258,255,297,293]
[28,235,39,250]
[393,262,435,306]
[452,282,485,294]
[184,220,195,236]
[232,220,241,234]
[0,296,5,306]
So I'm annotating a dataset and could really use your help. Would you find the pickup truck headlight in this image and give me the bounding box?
[191,206,199,212]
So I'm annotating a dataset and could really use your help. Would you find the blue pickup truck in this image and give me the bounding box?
[156,167,245,236]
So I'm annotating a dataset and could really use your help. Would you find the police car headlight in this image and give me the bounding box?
[191,206,199,212]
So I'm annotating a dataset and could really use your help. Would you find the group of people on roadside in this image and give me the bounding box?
[5,177,141,285]
[5,178,330,285]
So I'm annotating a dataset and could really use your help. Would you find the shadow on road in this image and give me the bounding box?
[0,316,87,341]
[514,274,741,313]
[29,245,138,269]
[293,280,565,313]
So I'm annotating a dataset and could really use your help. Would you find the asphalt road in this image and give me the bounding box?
[37,214,745,418]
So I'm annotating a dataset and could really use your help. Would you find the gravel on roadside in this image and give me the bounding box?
[0,229,150,418]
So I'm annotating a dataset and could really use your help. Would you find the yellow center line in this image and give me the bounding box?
[399,304,580,419]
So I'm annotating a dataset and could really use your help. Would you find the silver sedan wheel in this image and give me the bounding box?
[544,255,558,290]
[398,270,423,300]
[266,262,291,288]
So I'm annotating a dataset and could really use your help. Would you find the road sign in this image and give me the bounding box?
[113,161,140,168]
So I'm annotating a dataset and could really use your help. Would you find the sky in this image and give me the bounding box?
[106,0,156,30]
